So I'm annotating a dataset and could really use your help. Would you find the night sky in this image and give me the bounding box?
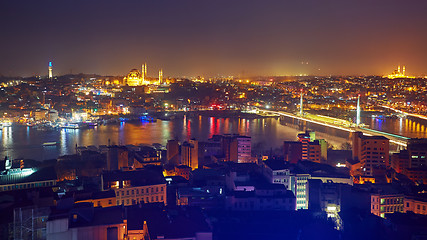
[1,0,427,77]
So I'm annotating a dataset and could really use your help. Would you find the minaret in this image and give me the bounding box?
[141,63,145,83]
[144,63,147,78]
[356,94,361,126]
[300,89,303,116]
[403,66,406,76]
[398,65,401,74]
[48,61,53,79]
[159,69,163,85]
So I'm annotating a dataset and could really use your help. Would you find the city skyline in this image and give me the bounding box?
[1,0,427,77]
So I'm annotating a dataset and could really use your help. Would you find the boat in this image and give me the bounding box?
[43,142,58,146]
[61,122,89,129]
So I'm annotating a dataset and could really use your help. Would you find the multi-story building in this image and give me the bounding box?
[295,173,310,209]
[47,204,212,240]
[352,132,389,176]
[284,131,323,164]
[391,139,427,184]
[264,160,352,210]
[371,193,404,218]
[407,139,427,168]
[308,141,321,163]
[391,150,409,174]
[236,135,252,163]
[182,139,199,170]
[298,132,311,161]
[133,146,161,168]
[404,197,427,215]
[166,140,180,165]
[262,161,295,193]
[221,134,238,162]
[284,141,302,164]
[101,169,167,206]
[0,166,57,192]
[226,184,296,211]
[107,146,129,171]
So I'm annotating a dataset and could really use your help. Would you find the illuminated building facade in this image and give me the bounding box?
[159,69,163,85]
[237,136,252,163]
[123,64,164,86]
[101,169,167,206]
[0,166,57,192]
[404,197,427,215]
[48,61,53,79]
[371,194,404,218]
[124,69,143,86]
[352,132,389,177]
[182,139,199,170]
[385,65,415,79]
[391,139,427,184]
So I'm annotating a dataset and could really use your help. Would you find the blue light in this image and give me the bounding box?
[49,61,52,67]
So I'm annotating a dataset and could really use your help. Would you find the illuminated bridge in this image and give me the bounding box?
[261,109,408,148]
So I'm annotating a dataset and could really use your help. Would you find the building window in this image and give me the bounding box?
[108,200,112,205]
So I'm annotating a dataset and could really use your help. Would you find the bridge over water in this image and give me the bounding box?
[260,109,408,148]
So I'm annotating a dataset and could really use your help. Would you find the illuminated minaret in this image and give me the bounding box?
[144,63,147,78]
[300,89,303,116]
[159,69,163,85]
[356,94,361,126]
[403,66,406,76]
[398,65,401,74]
[48,61,53,79]
[141,63,145,82]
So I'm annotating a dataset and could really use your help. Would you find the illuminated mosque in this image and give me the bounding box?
[385,65,415,79]
[124,63,164,86]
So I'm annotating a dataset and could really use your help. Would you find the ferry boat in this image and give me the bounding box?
[61,122,87,129]
[43,142,58,146]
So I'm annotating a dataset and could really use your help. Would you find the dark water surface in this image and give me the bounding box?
[1,113,426,161]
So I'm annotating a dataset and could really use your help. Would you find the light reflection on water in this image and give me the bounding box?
[1,114,426,161]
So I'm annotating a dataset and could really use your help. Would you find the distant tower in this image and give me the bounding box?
[403,66,406,76]
[144,63,147,78]
[48,61,53,79]
[141,63,145,82]
[398,65,401,74]
[300,90,303,116]
[159,69,163,84]
[356,94,361,126]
